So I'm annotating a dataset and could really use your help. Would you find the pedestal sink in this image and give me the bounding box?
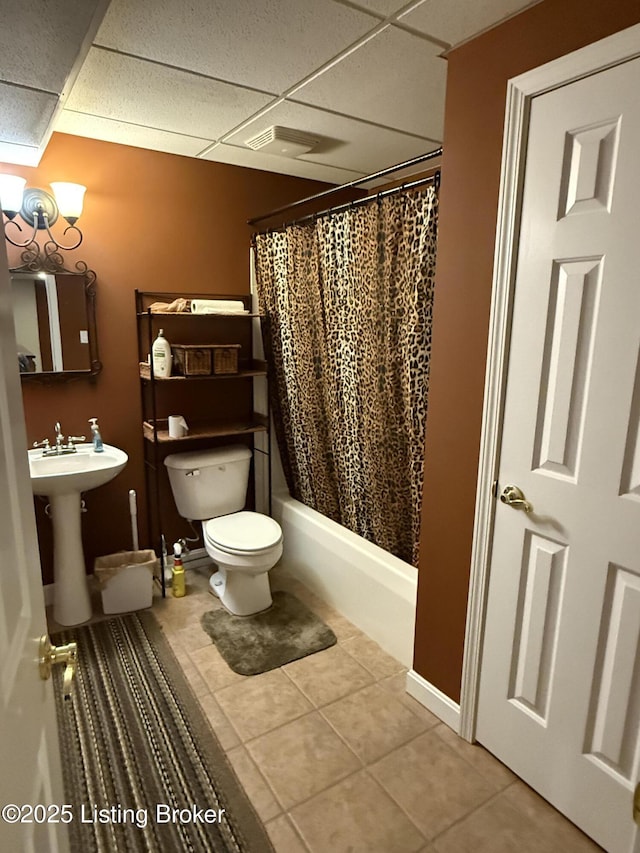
[28,444,128,626]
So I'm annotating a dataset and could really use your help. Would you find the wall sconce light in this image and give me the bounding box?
[0,174,88,274]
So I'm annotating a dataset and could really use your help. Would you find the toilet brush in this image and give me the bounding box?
[128,489,139,550]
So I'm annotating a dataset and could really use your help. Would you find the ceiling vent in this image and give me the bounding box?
[244,126,318,158]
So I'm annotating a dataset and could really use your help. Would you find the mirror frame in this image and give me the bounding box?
[11,267,102,383]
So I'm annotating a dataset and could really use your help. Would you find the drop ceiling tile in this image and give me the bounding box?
[55,111,212,158]
[225,101,439,176]
[201,143,365,186]
[95,0,378,95]
[362,153,442,188]
[290,27,445,139]
[0,84,58,147]
[339,0,414,17]
[0,142,42,168]
[0,1,106,93]
[65,49,274,140]
[398,0,539,46]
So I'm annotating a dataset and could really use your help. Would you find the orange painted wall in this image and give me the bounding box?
[3,133,340,584]
[413,0,640,702]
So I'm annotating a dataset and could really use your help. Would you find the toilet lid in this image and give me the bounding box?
[204,511,282,553]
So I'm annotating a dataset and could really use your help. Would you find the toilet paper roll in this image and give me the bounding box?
[168,415,189,438]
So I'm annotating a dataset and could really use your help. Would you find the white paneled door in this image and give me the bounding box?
[0,241,68,851]
[476,56,640,852]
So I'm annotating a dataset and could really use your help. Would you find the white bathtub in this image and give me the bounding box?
[271,492,418,666]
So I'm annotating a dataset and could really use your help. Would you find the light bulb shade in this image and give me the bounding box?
[50,182,86,223]
[0,174,26,217]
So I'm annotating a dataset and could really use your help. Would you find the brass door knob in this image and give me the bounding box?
[500,484,533,513]
[39,635,77,702]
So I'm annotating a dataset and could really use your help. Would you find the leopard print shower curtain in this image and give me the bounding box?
[254,186,438,567]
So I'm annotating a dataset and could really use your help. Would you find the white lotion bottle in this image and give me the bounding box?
[152,329,172,377]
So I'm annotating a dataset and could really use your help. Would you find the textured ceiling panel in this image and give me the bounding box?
[0,84,58,146]
[0,141,41,167]
[202,143,365,185]
[95,0,378,94]
[0,0,108,165]
[65,49,274,140]
[339,0,412,16]
[2,0,538,179]
[290,27,446,140]
[56,111,212,158]
[0,0,105,93]
[361,153,442,188]
[399,0,539,46]
[225,100,439,174]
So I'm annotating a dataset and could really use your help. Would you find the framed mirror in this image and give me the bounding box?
[10,269,101,381]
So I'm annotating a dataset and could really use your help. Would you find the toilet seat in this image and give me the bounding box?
[204,511,282,556]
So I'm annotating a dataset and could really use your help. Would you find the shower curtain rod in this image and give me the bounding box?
[247,146,443,226]
[252,172,439,237]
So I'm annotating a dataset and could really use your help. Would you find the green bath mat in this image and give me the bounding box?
[200,591,337,676]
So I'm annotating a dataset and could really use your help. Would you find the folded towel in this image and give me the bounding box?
[190,299,248,315]
[148,298,190,313]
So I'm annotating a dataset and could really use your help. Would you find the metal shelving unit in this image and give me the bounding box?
[135,290,270,596]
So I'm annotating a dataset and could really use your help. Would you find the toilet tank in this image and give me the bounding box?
[164,445,252,520]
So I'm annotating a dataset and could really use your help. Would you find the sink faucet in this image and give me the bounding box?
[33,423,86,456]
[54,421,64,452]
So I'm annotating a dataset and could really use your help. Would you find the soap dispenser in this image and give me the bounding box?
[88,418,104,452]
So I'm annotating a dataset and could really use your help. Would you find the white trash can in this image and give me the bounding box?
[94,549,157,614]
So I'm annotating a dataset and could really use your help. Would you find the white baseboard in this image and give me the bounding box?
[406,669,461,733]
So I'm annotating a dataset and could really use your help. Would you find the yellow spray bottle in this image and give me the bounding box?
[172,541,186,598]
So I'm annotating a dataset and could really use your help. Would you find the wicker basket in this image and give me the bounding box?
[172,345,212,376]
[213,345,240,375]
[172,344,240,376]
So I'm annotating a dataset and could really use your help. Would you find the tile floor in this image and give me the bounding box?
[146,562,602,853]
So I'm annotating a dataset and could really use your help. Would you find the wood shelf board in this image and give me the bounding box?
[143,418,267,444]
[136,290,252,302]
[139,361,266,381]
[136,311,259,319]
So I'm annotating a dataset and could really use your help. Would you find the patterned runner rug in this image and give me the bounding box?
[52,612,273,852]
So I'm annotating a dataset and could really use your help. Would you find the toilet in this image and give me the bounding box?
[164,445,283,616]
